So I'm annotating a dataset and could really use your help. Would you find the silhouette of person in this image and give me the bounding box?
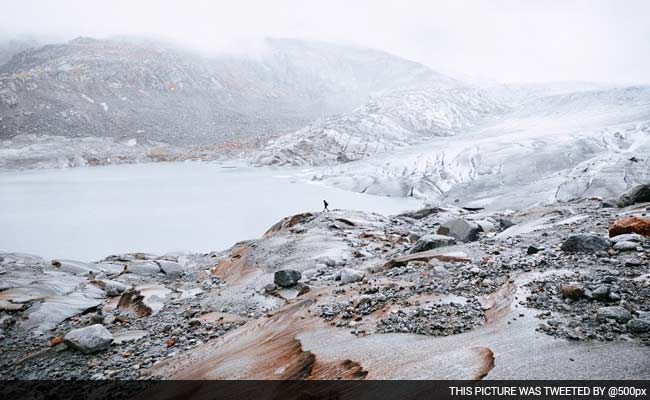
[323,200,329,212]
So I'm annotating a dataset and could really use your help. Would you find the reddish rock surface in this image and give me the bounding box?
[609,217,650,238]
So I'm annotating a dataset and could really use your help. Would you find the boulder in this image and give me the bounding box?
[126,261,162,276]
[560,234,610,253]
[339,268,364,284]
[591,285,611,301]
[527,245,543,255]
[617,184,650,207]
[437,219,480,242]
[156,260,184,278]
[560,284,585,300]
[397,208,443,220]
[596,306,632,323]
[610,233,646,243]
[624,258,644,267]
[613,241,639,252]
[274,270,302,287]
[64,324,113,354]
[409,234,456,253]
[609,217,650,238]
[627,318,650,333]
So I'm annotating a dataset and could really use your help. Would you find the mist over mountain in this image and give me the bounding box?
[1,35,648,210]
[0,36,454,145]
[0,36,40,66]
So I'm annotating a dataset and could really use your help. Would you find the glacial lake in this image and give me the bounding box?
[0,161,422,261]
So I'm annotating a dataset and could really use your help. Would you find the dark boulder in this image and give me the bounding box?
[617,184,650,207]
[527,245,543,255]
[627,318,650,333]
[596,306,632,323]
[437,218,480,242]
[410,234,456,254]
[274,269,302,287]
[560,234,610,253]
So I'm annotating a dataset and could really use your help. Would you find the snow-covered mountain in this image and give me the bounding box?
[0,37,454,145]
[278,85,650,209]
[256,86,504,165]
[1,36,648,211]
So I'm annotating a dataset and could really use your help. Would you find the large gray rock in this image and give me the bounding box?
[617,184,650,207]
[591,285,611,302]
[596,306,632,323]
[410,234,456,253]
[609,233,646,244]
[126,261,162,276]
[156,260,184,278]
[64,324,113,353]
[613,241,639,252]
[274,270,302,287]
[437,219,480,242]
[560,234,611,253]
[339,268,365,284]
[627,317,650,333]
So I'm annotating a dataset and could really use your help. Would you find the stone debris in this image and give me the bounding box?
[1,191,650,379]
[376,300,485,336]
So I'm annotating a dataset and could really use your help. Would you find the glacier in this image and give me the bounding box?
[259,85,650,210]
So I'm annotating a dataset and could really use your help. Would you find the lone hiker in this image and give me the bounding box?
[323,200,329,212]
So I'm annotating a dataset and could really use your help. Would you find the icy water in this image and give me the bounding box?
[0,162,422,261]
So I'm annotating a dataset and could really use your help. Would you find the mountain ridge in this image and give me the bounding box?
[0,36,456,145]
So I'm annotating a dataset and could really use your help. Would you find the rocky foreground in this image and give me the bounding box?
[1,185,650,380]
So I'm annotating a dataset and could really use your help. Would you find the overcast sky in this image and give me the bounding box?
[2,0,650,84]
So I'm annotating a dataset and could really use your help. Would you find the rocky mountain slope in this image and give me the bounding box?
[1,186,649,379]
[0,37,454,145]
[0,37,39,67]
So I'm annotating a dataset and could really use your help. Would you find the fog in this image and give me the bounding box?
[2,0,650,84]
